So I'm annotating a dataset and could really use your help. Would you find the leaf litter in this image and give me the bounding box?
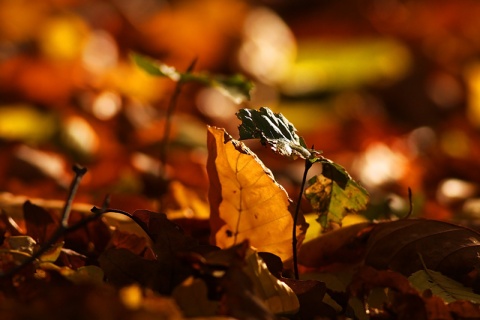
[2,110,480,319]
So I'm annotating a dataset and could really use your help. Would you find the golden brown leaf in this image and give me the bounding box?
[207,126,307,261]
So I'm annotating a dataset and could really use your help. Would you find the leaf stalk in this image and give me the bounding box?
[292,158,313,280]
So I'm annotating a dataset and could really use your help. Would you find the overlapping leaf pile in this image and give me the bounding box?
[2,107,480,319]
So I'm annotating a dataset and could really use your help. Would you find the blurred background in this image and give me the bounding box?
[1,0,480,223]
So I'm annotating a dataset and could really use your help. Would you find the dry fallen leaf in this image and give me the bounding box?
[207,126,307,261]
[365,219,480,283]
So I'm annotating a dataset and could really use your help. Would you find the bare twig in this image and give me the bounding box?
[292,158,313,280]
[0,165,90,278]
[60,165,87,228]
[159,58,198,177]
[90,207,155,242]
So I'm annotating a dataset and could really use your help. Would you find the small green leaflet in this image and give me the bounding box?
[305,160,369,229]
[409,269,480,304]
[131,53,253,104]
[236,107,315,159]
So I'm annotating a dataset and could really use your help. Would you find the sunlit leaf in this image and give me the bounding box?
[201,241,283,319]
[243,248,299,315]
[207,126,307,261]
[67,265,105,284]
[237,107,314,159]
[41,263,105,284]
[409,269,480,304]
[163,181,210,220]
[305,162,369,229]
[7,235,37,255]
[39,241,63,262]
[131,53,253,103]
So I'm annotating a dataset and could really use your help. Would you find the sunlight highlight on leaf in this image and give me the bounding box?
[305,162,369,229]
[409,269,480,304]
[243,248,299,314]
[207,126,306,261]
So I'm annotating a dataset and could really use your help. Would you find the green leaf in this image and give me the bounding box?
[304,162,369,228]
[130,52,181,80]
[409,269,480,303]
[131,53,253,103]
[236,107,315,159]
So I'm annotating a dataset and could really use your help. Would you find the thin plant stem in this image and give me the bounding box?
[159,58,198,178]
[403,187,414,219]
[292,158,313,280]
[60,165,87,228]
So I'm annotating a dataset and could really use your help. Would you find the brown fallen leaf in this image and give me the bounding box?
[364,219,480,283]
[207,126,307,261]
[299,218,480,287]
[349,266,418,299]
[349,266,429,320]
[448,300,480,319]
[298,222,373,269]
[108,230,152,258]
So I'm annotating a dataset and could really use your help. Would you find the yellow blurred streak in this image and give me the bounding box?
[104,62,167,102]
[282,39,411,95]
[38,15,89,61]
[342,214,369,226]
[0,0,48,41]
[0,105,57,142]
[465,63,480,127]
[302,212,368,244]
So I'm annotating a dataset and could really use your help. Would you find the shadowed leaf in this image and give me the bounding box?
[365,219,480,283]
[131,209,199,257]
[99,248,190,295]
[23,200,59,244]
[298,222,372,268]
